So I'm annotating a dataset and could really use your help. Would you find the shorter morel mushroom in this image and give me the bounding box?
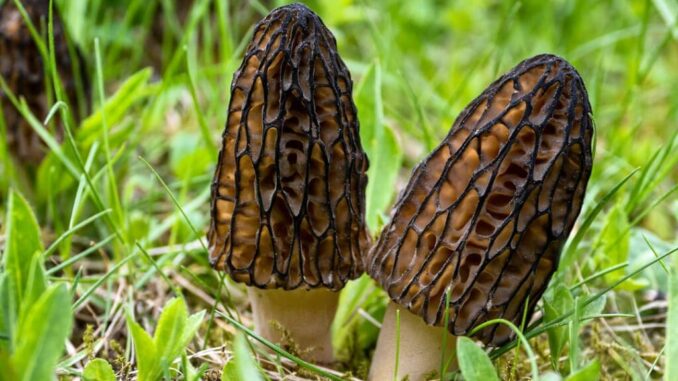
[0,0,87,164]
[208,3,369,364]
[367,54,594,380]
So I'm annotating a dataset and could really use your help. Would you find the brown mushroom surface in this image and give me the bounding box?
[208,3,369,363]
[368,54,593,380]
[0,0,87,164]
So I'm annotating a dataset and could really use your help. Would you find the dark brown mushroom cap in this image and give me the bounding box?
[208,3,369,290]
[0,0,87,164]
[367,54,593,345]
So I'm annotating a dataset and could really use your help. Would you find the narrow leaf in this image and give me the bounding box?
[354,62,403,232]
[12,284,73,381]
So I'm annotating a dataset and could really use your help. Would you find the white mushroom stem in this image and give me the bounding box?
[369,302,457,381]
[248,287,339,364]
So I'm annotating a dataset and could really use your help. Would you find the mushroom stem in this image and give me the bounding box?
[248,287,339,364]
[369,302,457,381]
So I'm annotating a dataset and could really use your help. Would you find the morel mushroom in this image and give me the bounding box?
[0,0,87,164]
[208,3,369,363]
[367,54,593,380]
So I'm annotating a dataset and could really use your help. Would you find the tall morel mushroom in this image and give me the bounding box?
[208,3,369,363]
[0,0,87,164]
[367,54,594,380]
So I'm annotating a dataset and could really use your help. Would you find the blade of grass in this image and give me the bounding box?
[218,311,345,381]
[138,156,206,252]
[37,84,128,248]
[138,156,242,336]
[185,46,216,155]
[73,252,139,309]
[0,84,79,176]
[399,70,436,151]
[570,262,628,290]
[492,246,678,359]
[69,142,100,228]
[93,38,125,228]
[560,168,639,270]
[46,234,116,275]
[43,209,112,257]
[641,233,669,274]
[135,243,178,296]
[468,319,539,381]
[645,344,665,379]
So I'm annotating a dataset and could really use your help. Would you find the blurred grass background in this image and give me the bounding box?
[0,0,677,379]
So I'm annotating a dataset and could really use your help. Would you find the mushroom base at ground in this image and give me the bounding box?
[369,302,457,381]
[248,287,339,364]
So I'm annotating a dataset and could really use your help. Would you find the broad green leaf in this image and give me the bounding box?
[82,359,116,381]
[222,333,264,381]
[544,283,574,369]
[126,297,204,381]
[126,315,159,381]
[565,359,600,381]
[180,309,206,352]
[1,191,46,354]
[457,336,499,381]
[582,294,606,319]
[365,126,402,232]
[169,133,211,179]
[666,270,678,381]
[154,297,188,363]
[3,190,44,308]
[354,61,403,232]
[12,284,73,381]
[16,251,48,330]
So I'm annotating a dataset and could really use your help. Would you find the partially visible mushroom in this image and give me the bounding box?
[0,0,87,164]
[367,54,594,380]
[208,3,369,364]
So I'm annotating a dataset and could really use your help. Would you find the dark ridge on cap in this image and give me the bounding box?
[367,54,593,346]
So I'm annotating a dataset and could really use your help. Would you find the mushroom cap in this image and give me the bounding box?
[208,3,370,290]
[367,54,593,345]
[1,0,86,163]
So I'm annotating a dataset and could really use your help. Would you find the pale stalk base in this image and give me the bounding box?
[369,302,457,381]
[248,287,339,364]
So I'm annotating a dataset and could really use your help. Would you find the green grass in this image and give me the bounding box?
[0,0,677,380]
